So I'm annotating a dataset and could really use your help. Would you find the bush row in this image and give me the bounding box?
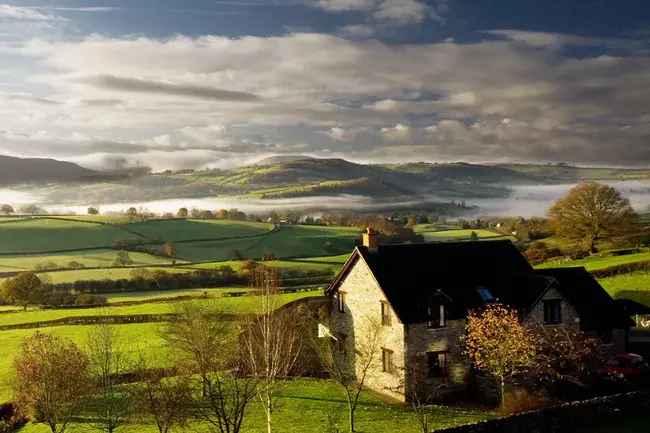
[590,259,650,278]
[41,267,333,295]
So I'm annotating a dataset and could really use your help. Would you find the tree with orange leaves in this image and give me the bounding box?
[462,304,536,407]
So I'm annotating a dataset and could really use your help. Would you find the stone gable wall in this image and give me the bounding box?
[524,287,580,330]
[330,257,406,400]
[405,319,472,399]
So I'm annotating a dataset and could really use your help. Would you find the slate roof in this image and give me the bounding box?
[328,240,632,330]
[534,268,635,330]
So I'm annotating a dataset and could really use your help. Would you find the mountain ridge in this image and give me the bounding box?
[0,155,97,185]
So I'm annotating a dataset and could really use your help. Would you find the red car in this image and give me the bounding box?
[600,353,649,379]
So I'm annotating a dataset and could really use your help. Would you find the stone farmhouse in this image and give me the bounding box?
[322,229,633,402]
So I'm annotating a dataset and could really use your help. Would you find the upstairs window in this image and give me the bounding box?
[427,304,445,328]
[382,348,394,374]
[338,291,347,314]
[543,299,562,325]
[427,352,447,378]
[381,301,392,326]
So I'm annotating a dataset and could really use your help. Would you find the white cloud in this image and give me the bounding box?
[337,24,375,38]
[322,126,361,142]
[313,0,376,12]
[0,4,66,22]
[180,125,228,144]
[4,30,650,167]
[32,7,119,12]
[374,0,431,25]
[381,123,411,141]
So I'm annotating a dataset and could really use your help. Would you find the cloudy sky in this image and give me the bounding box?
[0,0,649,171]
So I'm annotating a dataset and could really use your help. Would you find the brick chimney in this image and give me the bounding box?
[362,227,378,251]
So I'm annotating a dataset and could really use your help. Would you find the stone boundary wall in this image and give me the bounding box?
[435,392,649,433]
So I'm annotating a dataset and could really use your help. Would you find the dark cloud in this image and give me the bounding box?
[84,75,262,102]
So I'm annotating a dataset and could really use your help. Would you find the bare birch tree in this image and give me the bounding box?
[85,324,132,433]
[310,313,383,433]
[241,266,305,433]
[162,300,258,433]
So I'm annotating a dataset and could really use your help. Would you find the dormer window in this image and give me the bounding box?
[427,304,445,328]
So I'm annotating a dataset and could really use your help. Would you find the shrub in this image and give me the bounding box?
[42,292,76,308]
[74,294,108,306]
[0,402,28,433]
[67,261,85,270]
[261,251,277,261]
[523,241,563,263]
[498,390,552,416]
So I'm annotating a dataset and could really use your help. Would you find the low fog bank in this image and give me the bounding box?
[2,181,650,218]
[468,182,650,218]
[2,194,426,215]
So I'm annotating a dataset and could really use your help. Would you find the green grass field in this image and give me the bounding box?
[300,254,350,263]
[0,219,145,254]
[129,219,272,241]
[169,237,266,261]
[0,323,167,403]
[14,378,491,432]
[419,229,510,242]
[51,215,130,224]
[169,226,361,261]
[102,287,249,303]
[0,249,177,272]
[0,291,315,327]
[8,266,191,284]
[413,224,462,233]
[536,252,650,271]
[598,273,650,297]
[245,225,362,259]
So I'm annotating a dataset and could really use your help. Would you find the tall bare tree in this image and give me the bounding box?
[310,313,383,433]
[85,324,132,433]
[241,266,304,433]
[13,332,92,433]
[162,300,258,433]
[548,182,638,253]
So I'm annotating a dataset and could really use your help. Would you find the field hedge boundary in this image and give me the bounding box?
[590,259,650,278]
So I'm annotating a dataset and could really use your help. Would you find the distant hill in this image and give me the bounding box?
[253,155,315,166]
[260,177,419,199]
[0,155,97,185]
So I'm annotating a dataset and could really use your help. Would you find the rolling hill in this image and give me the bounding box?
[0,155,97,185]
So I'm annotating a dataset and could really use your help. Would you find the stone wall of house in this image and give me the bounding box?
[524,287,580,330]
[405,319,472,400]
[329,256,406,401]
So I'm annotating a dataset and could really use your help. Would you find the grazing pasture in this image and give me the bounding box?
[0,249,176,272]
[418,228,510,242]
[129,219,273,241]
[0,291,315,327]
[244,225,362,259]
[536,251,650,271]
[0,323,166,403]
[598,273,650,298]
[0,218,145,254]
